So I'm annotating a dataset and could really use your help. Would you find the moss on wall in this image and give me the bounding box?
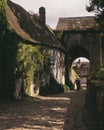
[0,0,49,97]
[0,0,65,98]
[0,28,46,97]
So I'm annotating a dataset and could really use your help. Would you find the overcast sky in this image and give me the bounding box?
[11,0,94,29]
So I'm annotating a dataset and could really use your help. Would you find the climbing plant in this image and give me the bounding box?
[16,43,45,96]
[0,0,65,98]
[0,0,8,35]
[0,0,50,97]
[90,62,104,81]
[0,29,48,97]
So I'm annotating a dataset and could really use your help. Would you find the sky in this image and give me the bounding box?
[11,0,94,29]
[74,57,90,62]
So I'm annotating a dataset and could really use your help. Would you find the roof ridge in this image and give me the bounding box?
[59,16,95,20]
[56,16,98,31]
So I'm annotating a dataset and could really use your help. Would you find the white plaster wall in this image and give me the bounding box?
[50,49,65,84]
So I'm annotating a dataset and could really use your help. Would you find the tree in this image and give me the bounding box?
[87,0,104,77]
[87,0,104,32]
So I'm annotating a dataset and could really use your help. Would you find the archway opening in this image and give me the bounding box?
[69,44,90,64]
[70,57,90,89]
[65,44,91,89]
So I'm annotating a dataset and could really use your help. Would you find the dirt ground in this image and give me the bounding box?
[0,89,103,130]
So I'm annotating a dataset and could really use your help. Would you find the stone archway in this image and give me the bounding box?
[65,44,90,86]
[58,30,102,86]
[69,44,90,64]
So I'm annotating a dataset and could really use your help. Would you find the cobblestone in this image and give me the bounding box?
[0,89,102,130]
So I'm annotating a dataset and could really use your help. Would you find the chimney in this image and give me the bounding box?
[39,7,46,25]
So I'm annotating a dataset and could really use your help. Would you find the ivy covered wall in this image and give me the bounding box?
[0,29,45,98]
[0,0,66,98]
[0,0,48,98]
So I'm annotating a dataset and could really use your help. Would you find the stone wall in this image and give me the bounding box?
[61,30,102,72]
[87,80,104,122]
[0,47,2,96]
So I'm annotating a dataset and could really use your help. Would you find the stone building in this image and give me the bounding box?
[55,16,103,85]
[75,60,90,87]
[0,0,65,98]
[0,0,103,98]
[79,62,90,87]
[78,62,90,77]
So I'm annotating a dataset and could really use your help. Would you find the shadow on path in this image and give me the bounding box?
[64,89,104,130]
[0,93,70,130]
[0,89,103,130]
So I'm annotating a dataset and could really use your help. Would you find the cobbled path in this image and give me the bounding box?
[0,89,102,130]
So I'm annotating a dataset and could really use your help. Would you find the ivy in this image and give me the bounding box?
[16,43,43,83]
[0,27,47,97]
[0,0,45,97]
[90,62,104,81]
[0,0,8,35]
[0,0,61,98]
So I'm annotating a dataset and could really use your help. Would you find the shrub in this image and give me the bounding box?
[39,75,71,96]
[96,68,104,81]
[90,63,104,81]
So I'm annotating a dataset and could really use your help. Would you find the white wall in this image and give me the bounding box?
[50,49,65,84]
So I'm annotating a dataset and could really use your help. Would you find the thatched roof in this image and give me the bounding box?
[6,0,63,49]
[56,16,99,31]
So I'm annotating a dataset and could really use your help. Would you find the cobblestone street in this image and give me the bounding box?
[0,89,101,130]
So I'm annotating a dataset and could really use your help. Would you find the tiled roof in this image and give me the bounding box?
[56,16,98,31]
[6,0,64,49]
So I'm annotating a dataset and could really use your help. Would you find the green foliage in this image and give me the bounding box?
[90,62,104,81]
[0,0,65,98]
[0,0,51,98]
[49,76,64,94]
[16,43,42,81]
[0,0,8,34]
[96,68,104,80]
[0,30,18,97]
[87,0,104,13]
[0,28,45,97]
[16,43,44,96]
[87,0,104,32]
[61,84,70,92]
[90,72,98,80]
[39,75,65,96]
